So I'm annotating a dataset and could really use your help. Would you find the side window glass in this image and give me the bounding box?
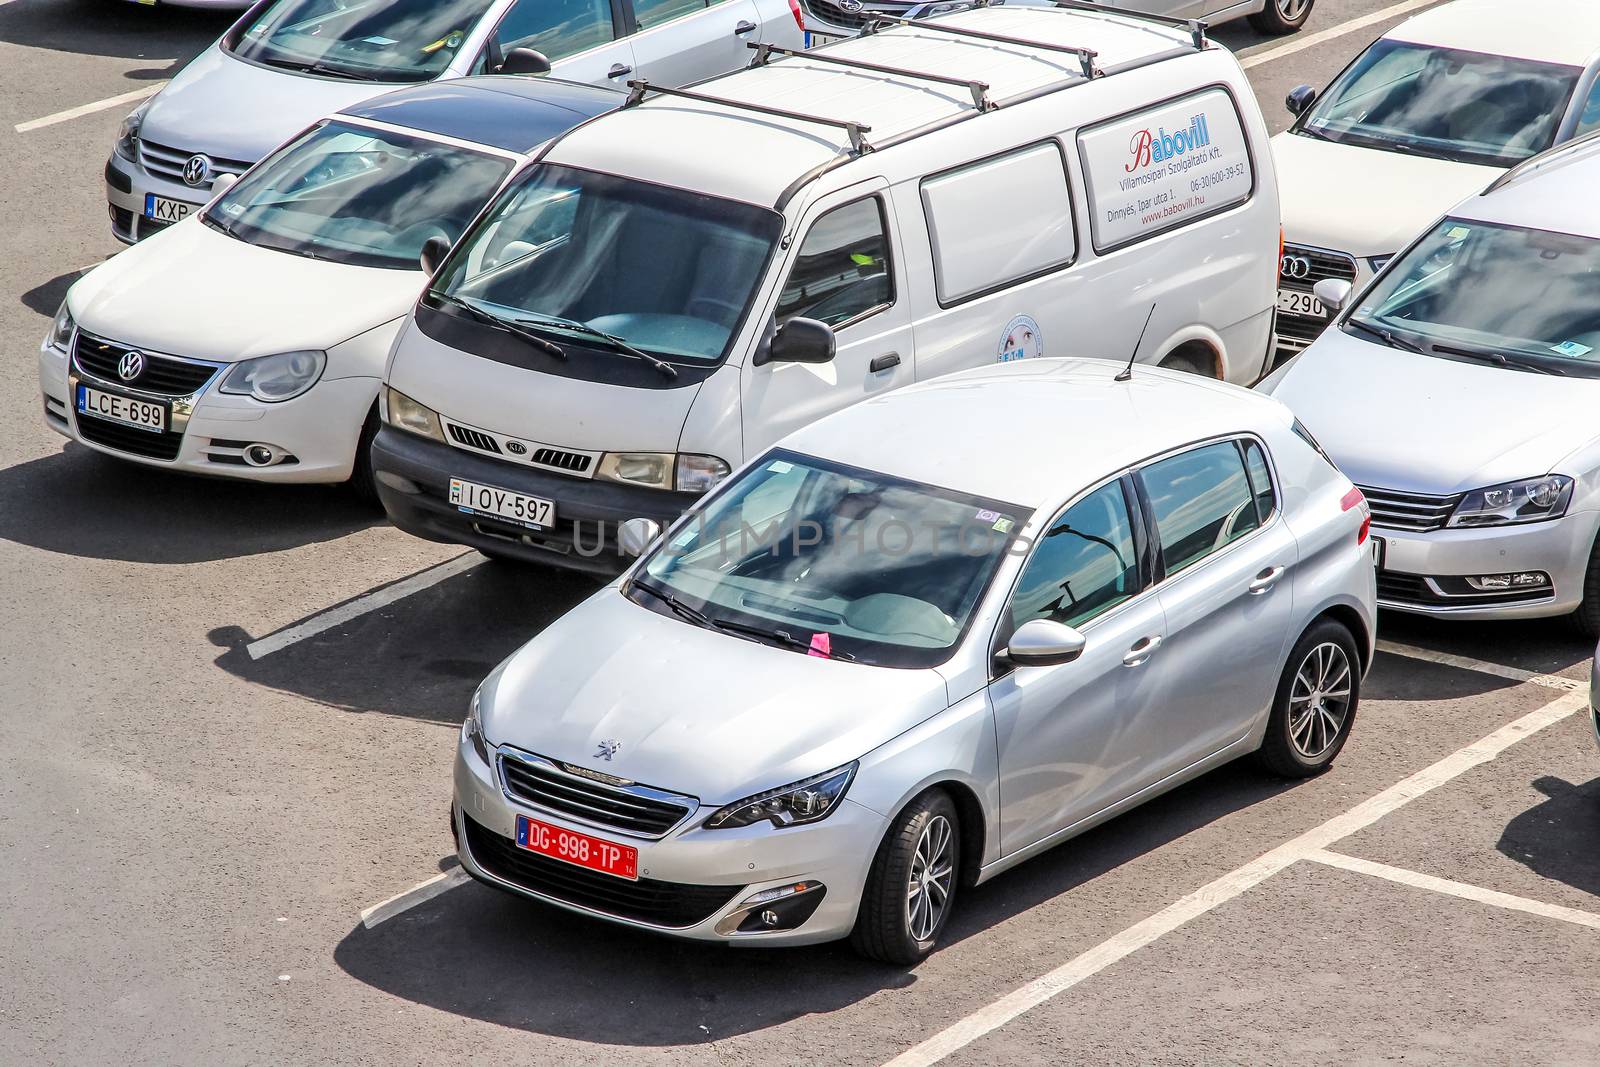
[1010,481,1139,631]
[1241,439,1276,522]
[634,0,711,31]
[1574,79,1600,138]
[492,0,616,63]
[1141,442,1260,575]
[775,197,893,329]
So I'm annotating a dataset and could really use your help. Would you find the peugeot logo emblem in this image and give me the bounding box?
[117,351,145,382]
[182,154,212,188]
[1280,254,1313,280]
[594,739,622,761]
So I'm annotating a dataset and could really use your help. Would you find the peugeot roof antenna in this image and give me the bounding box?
[1115,304,1157,382]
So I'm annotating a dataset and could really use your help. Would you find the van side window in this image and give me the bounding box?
[491,0,618,63]
[775,197,893,330]
[919,142,1075,305]
[1241,439,1276,522]
[1139,441,1260,575]
[1010,480,1140,630]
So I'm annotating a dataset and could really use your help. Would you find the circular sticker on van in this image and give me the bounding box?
[997,315,1043,363]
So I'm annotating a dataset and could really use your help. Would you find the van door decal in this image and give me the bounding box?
[998,315,1043,363]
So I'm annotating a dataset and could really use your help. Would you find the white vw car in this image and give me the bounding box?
[45,77,617,499]
[453,359,1376,962]
[1265,134,1600,633]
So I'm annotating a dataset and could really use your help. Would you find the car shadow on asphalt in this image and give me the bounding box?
[0,445,381,563]
[0,0,230,62]
[209,559,599,723]
[1496,773,1600,899]
[20,270,88,319]
[331,759,1298,1047]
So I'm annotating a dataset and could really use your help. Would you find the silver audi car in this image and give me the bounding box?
[453,359,1377,963]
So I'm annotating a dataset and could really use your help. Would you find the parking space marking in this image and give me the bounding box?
[1378,639,1583,692]
[359,867,471,929]
[245,552,482,660]
[1306,849,1600,932]
[14,83,169,134]
[883,688,1588,1067]
[1239,0,1443,69]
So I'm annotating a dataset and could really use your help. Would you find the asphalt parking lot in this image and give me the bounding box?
[3,1,1599,1064]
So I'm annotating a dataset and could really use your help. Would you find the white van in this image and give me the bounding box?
[374,5,1280,573]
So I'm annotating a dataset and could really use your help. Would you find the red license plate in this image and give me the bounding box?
[515,814,638,880]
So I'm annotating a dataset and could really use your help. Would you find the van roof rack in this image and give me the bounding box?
[624,79,875,154]
[1482,127,1600,195]
[748,40,997,112]
[1046,0,1208,51]
[863,12,1102,79]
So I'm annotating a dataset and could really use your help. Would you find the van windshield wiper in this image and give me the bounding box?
[1431,342,1566,376]
[435,294,566,361]
[516,313,679,380]
[1345,317,1426,354]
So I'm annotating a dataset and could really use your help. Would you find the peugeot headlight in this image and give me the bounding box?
[596,452,731,492]
[381,386,446,443]
[219,350,325,403]
[1448,476,1573,528]
[705,763,857,830]
[115,104,147,161]
[47,298,75,353]
[461,687,491,765]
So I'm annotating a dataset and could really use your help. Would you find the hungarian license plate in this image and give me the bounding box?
[1370,534,1386,570]
[449,477,554,529]
[1276,288,1327,318]
[144,194,197,224]
[516,814,638,880]
[77,385,166,433]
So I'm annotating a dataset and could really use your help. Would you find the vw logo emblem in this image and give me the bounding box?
[1280,254,1313,280]
[594,739,622,762]
[117,351,145,382]
[182,154,212,188]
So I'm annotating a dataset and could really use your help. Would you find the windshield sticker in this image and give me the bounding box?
[767,460,794,474]
[808,633,833,658]
[998,315,1043,363]
[1552,340,1594,358]
[361,35,398,46]
[974,509,1000,523]
[992,516,1015,534]
[1446,225,1472,240]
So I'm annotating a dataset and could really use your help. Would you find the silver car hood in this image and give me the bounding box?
[1269,328,1600,493]
[142,44,401,163]
[478,587,953,805]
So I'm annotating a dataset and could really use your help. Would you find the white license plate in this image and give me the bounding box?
[449,477,554,529]
[1370,534,1386,570]
[1276,288,1327,318]
[144,194,198,224]
[77,385,166,433]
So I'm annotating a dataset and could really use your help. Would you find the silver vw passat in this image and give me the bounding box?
[453,359,1377,963]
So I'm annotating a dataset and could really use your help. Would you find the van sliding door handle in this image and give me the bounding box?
[869,353,901,373]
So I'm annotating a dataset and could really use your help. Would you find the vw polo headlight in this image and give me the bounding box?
[1448,476,1573,527]
[115,104,147,161]
[219,350,325,403]
[47,298,75,353]
[705,763,857,829]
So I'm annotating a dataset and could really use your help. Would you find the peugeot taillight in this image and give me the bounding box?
[1341,486,1370,545]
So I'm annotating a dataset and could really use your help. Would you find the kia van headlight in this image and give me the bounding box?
[597,452,731,492]
[219,350,325,403]
[675,454,730,493]
[47,299,75,353]
[381,386,446,443]
[705,763,857,830]
[115,104,147,161]
[1448,476,1573,528]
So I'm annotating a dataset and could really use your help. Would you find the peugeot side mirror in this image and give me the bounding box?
[1004,619,1087,668]
[1285,84,1317,116]
[498,47,552,76]
[760,317,836,366]
[1313,277,1353,313]
[419,234,451,276]
[618,516,662,557]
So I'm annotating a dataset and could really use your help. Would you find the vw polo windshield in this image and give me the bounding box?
[629,452,1027,669]
[1299,39,1580,166]
[204,121,512,270]
[430,165,782,365]
[230,0,496,82]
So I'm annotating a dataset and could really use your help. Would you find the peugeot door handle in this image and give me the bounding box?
[869,353,901,373]
[1122,635,1162,667]
[1248,565,1286,595]
[607,63,633,79]
[734,20,757,35]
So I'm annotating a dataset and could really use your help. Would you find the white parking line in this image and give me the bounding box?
[1378,640,1583,693]
[245,552,482,660]
[360,868,471,929]
[883,687,1587,1067]
[1239,0,1444,70]
[14,83,168,134]
[1306,849,1600,931]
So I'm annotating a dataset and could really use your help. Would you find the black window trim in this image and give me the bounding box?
[774,192,898,335]
[478,0,632,73]
[1132,432,1280,582]
[1237,436,1279,527]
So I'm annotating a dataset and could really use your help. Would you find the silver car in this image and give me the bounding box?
[801,0,1315,45]
[106,0,803,242]
[452,359,1377,962]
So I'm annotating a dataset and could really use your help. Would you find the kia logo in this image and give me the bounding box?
[506,441,528,456]
[117,351,145,382]
[1280,254,1313,280]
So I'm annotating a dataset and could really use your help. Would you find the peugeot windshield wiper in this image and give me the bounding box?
[631,578,713,627]
[436,295,566,361]
[261,56,373,80]
[1345,318,1427,354]
[709,618,857,661]
[1431,342,1566,376]
[516,313,679,380]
